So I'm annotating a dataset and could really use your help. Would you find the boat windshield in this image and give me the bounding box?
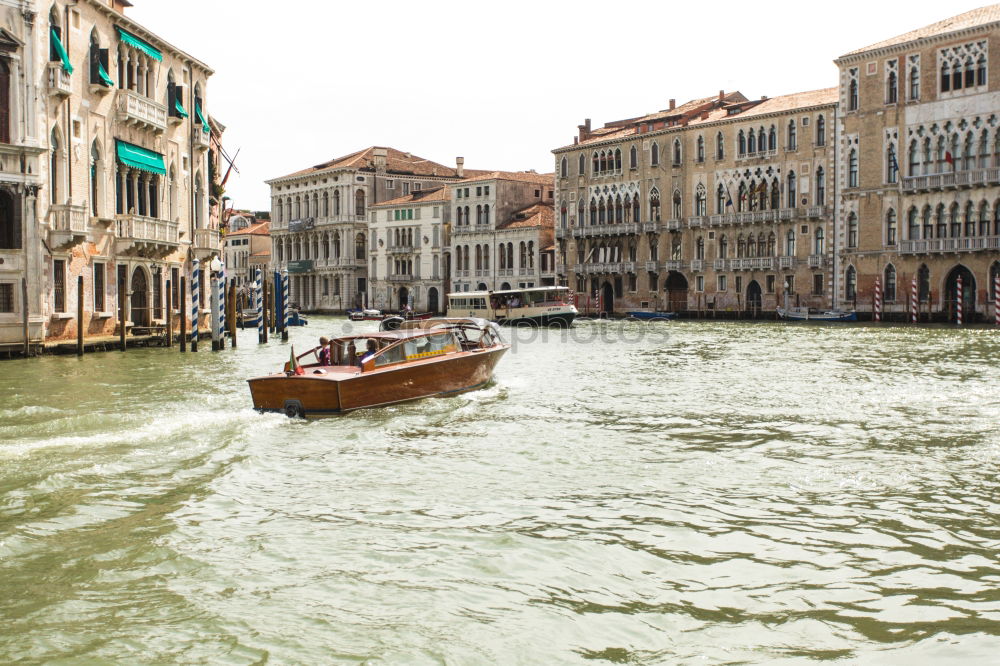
[375,332,458,367]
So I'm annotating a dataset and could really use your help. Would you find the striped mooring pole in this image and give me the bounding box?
[191,258,200,351]
[216,263,227,350]
[256,268,265,344]
[910,275,918,323]
[956,274,963,325]
[873,276,882,322]
[995,273,1000,326]
[282,271,290,342]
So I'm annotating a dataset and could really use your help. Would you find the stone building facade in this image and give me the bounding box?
[553,90,837,315]
[835,5,1000,321]
[370,187,449,313]
[449,171,556,294]
[267,147,472,313]
[0,0,221,347]
[223,218,269,289]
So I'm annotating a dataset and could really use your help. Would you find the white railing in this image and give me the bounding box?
[666,218,683,230]
[643,222,660,232]
[664,260,686,271]
[194,127,211,151]
[691,259,705,271]
[903,168,1000,192]
[115,214,178,244]
[572,223,641,237]
[806,206,828,218]
[118,89,168,132]
[47,62,71,96]
[898,235,1000,253]
[645,261,659,272]
[713,258,727,270]
[518,267,535,276]
[194,228,220,251]
[388,274,413,282]
[387,243,417,252]
[455,269,470,277]
[49,204,88,233]
[687,216,706,228]
[777,256,794,269]
[737,148,778,160]
[808,254,825,268]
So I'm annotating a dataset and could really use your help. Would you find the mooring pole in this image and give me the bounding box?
[21,277,29,357]
[190,259,200,352]
[165,279,173,347]
[262,278,269,343]
[228,281,237,348]
[281,271,290,341]
[180,277,187,352]
[76,275,84,356]
[118,273,126,352]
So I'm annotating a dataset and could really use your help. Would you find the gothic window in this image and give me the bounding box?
[748,130,756,154]
[886,59,898,104]
[355,190,365,216]
[716,184,726,214]
[716,132,724,159]
[786,171,797,208]
[614,148,622,171]
[980,201,991,236]
[847,212,858,248]
[737,130,746,156]
[695,185,707,216]
[650,142,659,167]
[579,153,586,175]
[941,61,951,92]
[848,70,859,110]
[848,149,859,187]
[885,265,897,301]
[649,189,661,222]
[673,139,682,165]
[815,167,825,205]
[908,139,919,176]
[629,145,637,169]
[787,120,797,150]
[322,191,329,217]
[816,115,826,146]
[909,55,920,100]
[672,190,682,218]
[936,204,946,238]
[770,180,780,209]
[964,201,975,236]
[696,136,704,163]
[560,157,567,178]
[718,234,728,258]
[887,143,898,183]
[923,205,933,239]
[886,208,897,245]
[814,226,825,254]
[333,190,340,215]
[768,125,777,151]
[908,207,919,240]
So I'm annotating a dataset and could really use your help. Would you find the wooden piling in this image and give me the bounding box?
[21,277,29,357]
[118,274,126,352]
[262,280,269,343]
[165,279,173,347]
[77,275,84,356]
[228,282,237,348]
[180,277,187,352]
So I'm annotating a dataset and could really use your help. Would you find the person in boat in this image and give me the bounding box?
[317,337,331,366]
[360,339,378,366]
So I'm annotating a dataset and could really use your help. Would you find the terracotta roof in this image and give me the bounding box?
[269,147,469,181]
[250,251,271,258]
[842,4,1000,57]
[687,88,838,125]
[497,203,554,231]
[456,171,555,186]
[228,220,270,236]
[372,187,449,208]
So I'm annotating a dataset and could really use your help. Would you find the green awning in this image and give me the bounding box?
[97,61,115,87]
[116,27,162,61]
[51,28,73,74]
[116,139,166,175]
[174,99,189,119]
[195,103,210,134]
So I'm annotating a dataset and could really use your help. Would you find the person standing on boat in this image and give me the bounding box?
[317,337,332,366]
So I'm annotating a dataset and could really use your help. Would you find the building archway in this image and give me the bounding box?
[664,271,688,312]
[945,264,976,322]
[130,266,150,327]
[397,286,409,311]
[600,281,614,316]
[746,279,763,316]
[477,282,488,291]
[428,287,439,313]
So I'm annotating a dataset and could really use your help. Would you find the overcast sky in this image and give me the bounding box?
[128,0,990,212]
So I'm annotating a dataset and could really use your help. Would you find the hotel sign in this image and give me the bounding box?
[286,260,314,274]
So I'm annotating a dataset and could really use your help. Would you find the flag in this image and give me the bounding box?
[723,181,734,208]
[945,151,954,166]
[288,345,304,375]
[889,150,899,173]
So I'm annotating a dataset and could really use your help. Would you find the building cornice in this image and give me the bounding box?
[834,21,1000,66]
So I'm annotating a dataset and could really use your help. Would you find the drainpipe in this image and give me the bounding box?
[64,3,73,201]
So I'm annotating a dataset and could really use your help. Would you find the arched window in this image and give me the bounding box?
[748,130,756,154]
[718,234,728,258]
[787,120,797,150]
[816,115,826,146]
[695,185,707,216]
[908,139,919,176]
[672,139,681,165]
[696,136,704,163]
[194,171,204,227]
[887,144,898,183]
[768,126,777,151]
[977,54,987,86]
[632,193,640,224]
[964,201,976,236]
[354,190,366,216]
[716,184,726,214]
[483,204,490,225]
[814,226,825,254]
[475,204,482,225]
[848,149,859,187]
[629,145,637,169]
[736,234,745,258]
[935,203,947,238]
[355,232,365,259]
[672,190,681,218]
[322,191,329,217]
[737,183,747,212]
[887,69,898,104]
[592,152,599,174]
[886,208,897,245]
[942,61,952,92]
[650,143,659,166]
[918,264,930,301]
[910,63,920,100]
[716,132,724,160]
[589,198,597,225]
[560,156,567,178]
[455,206,463,226]
[845,265,857,299]
[649,189,661,222]
[815,167,825,205]
[579,153,586,175]
[786,171,797,208]
[50,127,62,204]
[770,181,780,210]
[949,202,960,238]
[737,130,746,156]
[696,236,705,260]
[849,79,858,110]
[885,265,897,301]
[614,148,622,171]
[90,141,101,217]
[979,201,991,236]
[907,207,919,240]
[785,229,796,256]
[847,212,858,248]
[964,133,975,170]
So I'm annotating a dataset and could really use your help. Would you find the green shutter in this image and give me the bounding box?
[97,61,115,87]
[116,27,163,61]
[51,28,73,74]
[195,102,210,134]
[115,139,166,175]
[174,99,189,119]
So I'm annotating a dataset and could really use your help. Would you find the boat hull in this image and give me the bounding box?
[248,346,508,417]
[626,311,677,321]
[777,308,857,322]
[495,312,577,327]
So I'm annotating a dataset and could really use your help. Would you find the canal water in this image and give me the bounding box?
[2,318,999,664]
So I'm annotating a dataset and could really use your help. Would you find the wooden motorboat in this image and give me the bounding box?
[247,318,509,417]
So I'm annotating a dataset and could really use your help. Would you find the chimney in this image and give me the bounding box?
[669,99,676,110]
[456,156,464,177]
[573,137,579,145]
[373,147,387,170]
[719,90,725,100]
[577,118,592,142]
[761,95,768,100]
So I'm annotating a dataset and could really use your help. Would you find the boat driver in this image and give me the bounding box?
[360,339,378,365]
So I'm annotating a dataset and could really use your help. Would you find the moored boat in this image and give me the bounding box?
[240,308,308,327]
[247,318,509,417]
[626,310,677,321]
[447,286,578,326]
[777,307,857,322]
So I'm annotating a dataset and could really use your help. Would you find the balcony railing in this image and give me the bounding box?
[574,262,625,274]
[497,268,514,277]
[898,235,1000,254]
[736,148,778,161]
[664,260,686,271]
[645,261,659,272]
[806,206,828,218]
[194,127,211,151]
[387,243,419,252]
[571,223,641,237]
[713,258,727,270]
[455,270,470,278]
[47,204,89,248]
[117,89,167,133]
[903,167,1000,193]
[665,218,683,231]
[808,254,825,268]
[47,62,71,96]
[691,259,705,271]
[194,228,221,254]
[518,267,535,276]
[115,214,179,255]
[687,216,707,228]
[777,256,795,269]
[642,222,660,233]
[388,274,414,282]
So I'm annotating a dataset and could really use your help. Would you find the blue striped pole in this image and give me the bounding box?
[282,271,290,340]
[256,268,264,344]
[216,263,226,350]
[191,258,200,352]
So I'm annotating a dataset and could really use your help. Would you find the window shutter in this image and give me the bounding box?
[50,26,61,62]
[167,82,176,116]
[174,86,184,116]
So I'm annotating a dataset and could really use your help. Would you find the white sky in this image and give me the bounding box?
[128,0,990,211]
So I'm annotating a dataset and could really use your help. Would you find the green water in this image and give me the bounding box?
[2,319,999,664]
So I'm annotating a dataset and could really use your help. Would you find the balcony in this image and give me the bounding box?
[778,208,794,221]
[777,256,795,269]
[47,204,89,248]
[898,236,1000,254]
[713,258,727,270]
[572,223,641,238]
[387,243,418,253]
[642,221,660,233]
[736,148,778,161]
[497,268,514,277]
[194,127,211,151]
[455,270,470,278]
[665,218,683,231]
[806,206,828,218]
[903,168,1000,193]
[518,267,536,276]
[47,63,72,97]
[475,269,490,277]
[664,260,686,271]
[691,259,705,271]
[645,261,659,272]
[388,274,414,282]
[575,262,624,274]
[808,254,825,268]
[117,89,168,134]
[687,216,706,229]
[194,228,221,256]
[621,262,637,273]
[115,214,179,256]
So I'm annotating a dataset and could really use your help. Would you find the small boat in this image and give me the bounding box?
[348,308,384,322]
[777,307,857,322]
[626,310,677,321]
[239,308,308,327]
[247,318,509,417]
[447,286,578,326]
